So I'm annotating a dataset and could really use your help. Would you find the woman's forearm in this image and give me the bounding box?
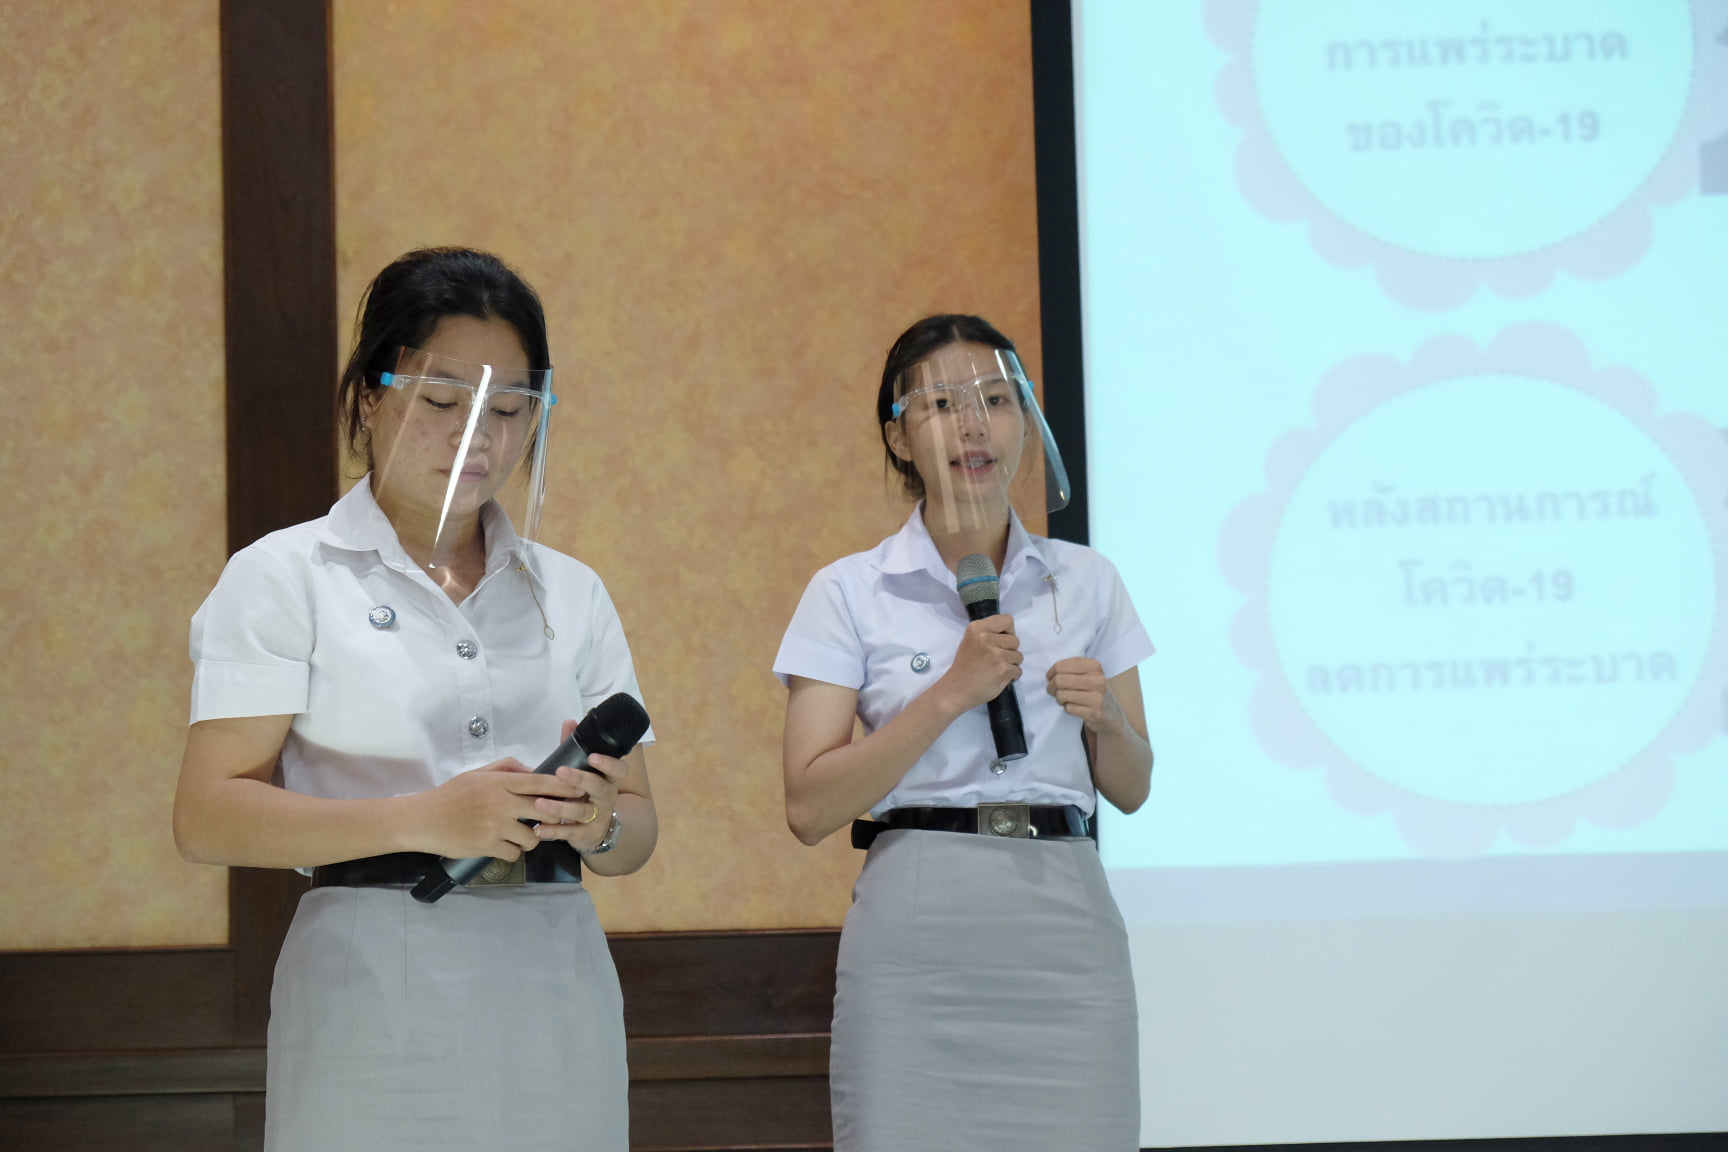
[174,773,422,869]
[784,680,965,846]
[174,716,425,868]
[1088,722,1153,814]
[575,791,657,876]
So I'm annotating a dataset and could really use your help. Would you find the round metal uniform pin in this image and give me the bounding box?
[367,605,396,630]
[910,652,931,673]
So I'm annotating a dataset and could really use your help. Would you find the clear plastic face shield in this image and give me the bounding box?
[888,343,1070,534]
[370,346,556,568]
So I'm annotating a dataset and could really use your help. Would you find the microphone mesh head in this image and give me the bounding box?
[577,692,652,758]
[956,553,1000,607]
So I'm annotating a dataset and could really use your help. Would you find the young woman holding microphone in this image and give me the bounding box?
[776,314,1154,1151]
[174,248,654,1151]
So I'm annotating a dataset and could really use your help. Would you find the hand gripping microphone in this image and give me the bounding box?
[956,553,1027,770]
[410,692,651,904]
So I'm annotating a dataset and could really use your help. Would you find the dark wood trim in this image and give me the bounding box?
[628,1076,833,1152]
[0,1035,827,1099]
[0,929,840,1055]
[0,949,236,1054]
[627,1034,828,1082]
[0,930,840,1148]
[612,928,842,1037]
[0,1049,266,1099]
[219,0,336,552]
[0,1095,246,1152]
[1029,0,1088,549]
[218,0,339,1044]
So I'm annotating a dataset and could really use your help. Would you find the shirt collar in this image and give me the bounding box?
[1004,510,1056,580]
[881,504,1054,587]
[319,474,544,587]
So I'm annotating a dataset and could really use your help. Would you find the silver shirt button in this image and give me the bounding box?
[455,640,478,660]
[468,716,490,738]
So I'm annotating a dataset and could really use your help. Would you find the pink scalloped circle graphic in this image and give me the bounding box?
[1207,0,1728,309]
[1220,325,1728,857]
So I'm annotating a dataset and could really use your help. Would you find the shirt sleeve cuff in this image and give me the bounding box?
[1095,626,1156,681]
[772,635,865,690]
[189,659,310,723]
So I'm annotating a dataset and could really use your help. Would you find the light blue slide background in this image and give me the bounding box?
[1078,0,1728,873]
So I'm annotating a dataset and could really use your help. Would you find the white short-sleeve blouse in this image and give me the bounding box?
[774,507,1152,816]
[189,475,653,803]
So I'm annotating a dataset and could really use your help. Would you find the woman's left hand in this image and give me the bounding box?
[1046,657,1127,738]
[531,718,626,852]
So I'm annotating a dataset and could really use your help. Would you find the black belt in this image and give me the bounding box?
[851,804,1090,850]
[310,843,583,889]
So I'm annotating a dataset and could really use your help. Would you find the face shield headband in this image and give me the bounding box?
[375,346,557,568]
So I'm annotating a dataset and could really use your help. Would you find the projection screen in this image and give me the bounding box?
[1073,1,1728,1145]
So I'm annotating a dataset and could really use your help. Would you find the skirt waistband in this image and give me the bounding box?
[310,843,583,889]
[851,804,1089,850]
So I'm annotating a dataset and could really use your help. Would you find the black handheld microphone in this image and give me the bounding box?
[956,553,1027,769]
[410,692,651,904]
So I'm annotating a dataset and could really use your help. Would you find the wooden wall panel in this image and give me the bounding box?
[1,931,840,1150]
[5,2,857,1144]
[614,929,841,1037]
[330,0,1047,934]
[0,1095,242,1152]
[628,1077,832,1152]
[217,0,340,1046]
[0,949,235,1054]
[0,0,228,954]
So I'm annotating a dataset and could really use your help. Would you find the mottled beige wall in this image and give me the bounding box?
[334,0,1043,930]
[0,2,226,949]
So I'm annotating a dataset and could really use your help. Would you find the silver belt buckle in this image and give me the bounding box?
[977,803,1032,838]
[469,856,527,887]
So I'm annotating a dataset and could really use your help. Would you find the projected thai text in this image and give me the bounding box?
[1304,648,1677,695]
[1207,0,1727,308]
[1345,104,1601,153]
[1219,326,1728,851]
[1325,27,1630,70]
[1395,560,1576,607]
[1326,477,1655,528]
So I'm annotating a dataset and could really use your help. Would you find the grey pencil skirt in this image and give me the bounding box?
[830,828,1140,1152]
[264,883,627,1152]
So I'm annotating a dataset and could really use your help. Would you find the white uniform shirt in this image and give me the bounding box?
[774,508,1152,816]
[189,475,653,802]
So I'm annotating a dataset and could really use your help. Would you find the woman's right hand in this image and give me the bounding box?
[782,614,1025,846]
[937,614,1022,715]
[403,760,587,861]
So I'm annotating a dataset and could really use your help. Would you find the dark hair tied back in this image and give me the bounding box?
[876,314,1017,500]
[338,247,551,468]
